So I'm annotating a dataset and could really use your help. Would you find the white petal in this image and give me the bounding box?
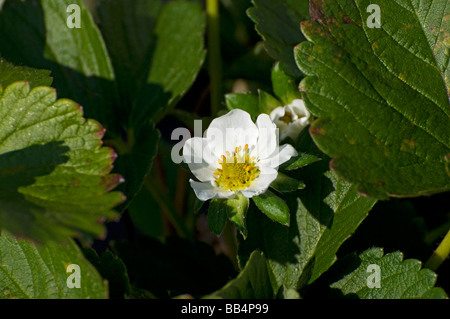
[240,166,278,198]
[256,113,278,160]
[269,106,285,121]
[189,180,234,201]
[259,144,298,168]
[291,99,310,119]
[284,121,307,141]
[205,109,258,156]
[183,137,218,182]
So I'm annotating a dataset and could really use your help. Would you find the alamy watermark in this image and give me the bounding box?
[367,4,381,29]
[366,264,381,288]
[66,264,81,289]
[66,4,81,29]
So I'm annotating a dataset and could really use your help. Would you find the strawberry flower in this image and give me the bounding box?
[270,99,311,141]
[183,109,297,201]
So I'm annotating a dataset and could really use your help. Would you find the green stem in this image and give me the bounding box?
[145,176,190,238]
[207,0,222,116]
[425,227,450,271]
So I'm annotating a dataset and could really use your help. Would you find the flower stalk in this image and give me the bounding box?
[207,0,222,116]
[425,227,450,271]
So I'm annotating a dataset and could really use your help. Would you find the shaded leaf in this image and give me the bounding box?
[0,82,123,242]
[329,248,447,299]
[128,186,164,239]
[0,58,52,89]
[209,251,273,299]
[111,123,160,210]
[208,199,229,236]
[97,0,163,107]
[130,0,207,126]
[295,0,450,199]
[83,249,131,299]
[248,0,310,78]
[114,236,236,298]
[0,0,120,133]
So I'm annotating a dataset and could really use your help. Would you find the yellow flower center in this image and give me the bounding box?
[279,111,294,124]
[214,144,260,191]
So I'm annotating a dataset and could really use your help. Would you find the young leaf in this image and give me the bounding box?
[0,82,124,242]
[329,248,447,299]
[208,251,273,299]
[276,285,301,299]
[271,62,302,105]
[239,159,377,293]
[270,172,306,192]
[258,89,281,114]
[248,0,309,78]
[295,0,450,199]
[280,153,321,171]
[0,58,52,89]
[0,231,107,299]
[227,195,250,238]
[225,93,260,118]
[253,190,290,226]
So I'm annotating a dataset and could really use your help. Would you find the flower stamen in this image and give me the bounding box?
[214,144,260,191]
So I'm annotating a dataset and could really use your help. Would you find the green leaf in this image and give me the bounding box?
[295,0,450,199]
[208,199,229,236]
[239,157,377,293]
[0,0,120,133]
[0,58,52,89]
[271,62,302,105]
[0,82,124,242]
[130,0,206,126]
[329,248,448,299]
[0,231,107,299]
[276,285,301,299]
[209,251,273,299]
[226,195,250,238]
[281,153,321,171]
[270,172,306,192]
[248,0,309,78]
[83,249,131,299]
[258,89,281,114]
[225,93,260,118]
[253,190,290,226]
